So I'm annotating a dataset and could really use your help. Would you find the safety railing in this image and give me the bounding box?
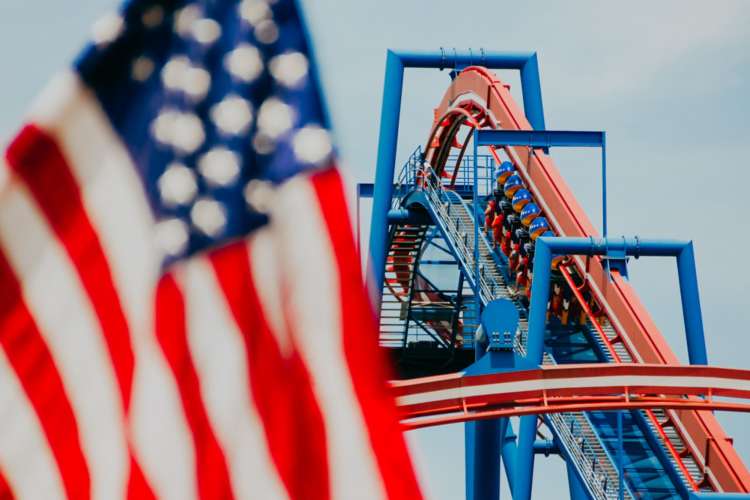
[393,147,423,209]
[396,153,633,499]
[419,166,506,303]
[446,152,497,195]
[558,264,705,492]
[396,147,497,195]
[548,410,632,500]
[514,337,632,499]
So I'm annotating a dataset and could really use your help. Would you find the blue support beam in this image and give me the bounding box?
[393,51,546,131]
[475,130,604,148]
[368,50,405,306]
[466,419,502,500]
[357,183,374,197]
[499,427,560,499]
[475,129,608,237]
[617,411,625,500]
[676,242,707,365]
[473,131,481,336]
[514,415,539,500]
[566,462,591,500]
[514,236,709,500]
[465,300,519,500]
[367,50,546,309]
[527,237,708,366]
[501,421,517,494]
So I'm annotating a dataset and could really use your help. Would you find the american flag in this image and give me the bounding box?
[0,0,423,498]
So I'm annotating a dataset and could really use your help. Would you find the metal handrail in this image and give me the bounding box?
[559,264,704,491]
[419,168,506,304]
[401,156,634,499]
[517,339,633,499]
[396,147,497,193]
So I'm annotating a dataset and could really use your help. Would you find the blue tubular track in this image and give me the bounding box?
[371,51,750,500]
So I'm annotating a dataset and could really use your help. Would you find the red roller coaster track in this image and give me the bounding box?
[394,364,750,430]
[416,64,750,493]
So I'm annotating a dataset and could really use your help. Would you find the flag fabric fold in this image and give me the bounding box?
[0,0,423,498]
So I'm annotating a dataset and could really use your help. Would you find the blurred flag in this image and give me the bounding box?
[0,0,422,499]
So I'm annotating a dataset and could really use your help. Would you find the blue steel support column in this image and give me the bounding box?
[514,417,538,500]
[528,237,708,365]
[567,462,590,500]
[501,427,560,495]
[367,51,548,304]
[676,242,708,365]
[525,240,553,365]
[466,301,518,500]
[601,133,607,237]
[513,240,552,500]
[515,236,710,498]
[466,422,476,500]
[501,421,517,494]
[367,50,404,307]
[473,130,480,328]
[468,419,501,500]
[519,53,546,132]
[617,411,625,500]
[466,326,496,500]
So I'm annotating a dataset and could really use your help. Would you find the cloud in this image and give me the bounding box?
[566,1,750,97]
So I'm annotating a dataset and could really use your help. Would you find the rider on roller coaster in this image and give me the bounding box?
[484,197,496,235]
[498,198,514,253]
[495,161,514,191]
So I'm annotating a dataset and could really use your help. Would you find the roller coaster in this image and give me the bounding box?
[362,50,750,500]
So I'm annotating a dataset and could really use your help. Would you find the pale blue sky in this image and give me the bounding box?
[1,1,749,498]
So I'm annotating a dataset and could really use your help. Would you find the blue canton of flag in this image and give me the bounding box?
[77,0,333,264]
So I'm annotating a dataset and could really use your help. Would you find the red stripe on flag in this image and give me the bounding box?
[310,168,424,500]
[210,242,330,500]
[126,454,155,500]
[6,125,134,410]
[0,467,14,500]
[155,274,235,500]
[0,249,90,499]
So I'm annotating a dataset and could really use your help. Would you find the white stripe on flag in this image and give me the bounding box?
[181,258,290,500]
[129,316,198,500]
[246,228,291,356]
[271,175,385,500]
[0,159,7,194]
[0,347,65,500]
[0,181,128,500]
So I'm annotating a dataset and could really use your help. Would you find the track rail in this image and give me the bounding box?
[394,364,750,430]
[421,65,750,492]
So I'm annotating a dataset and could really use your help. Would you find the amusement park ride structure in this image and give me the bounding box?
[360,50,750,500]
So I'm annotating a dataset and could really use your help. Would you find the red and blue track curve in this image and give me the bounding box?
[377,61,750,497]
[394,363,750,429]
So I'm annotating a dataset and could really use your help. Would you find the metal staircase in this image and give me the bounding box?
[559,267,712,494]
[379,150,716,498]
[414,169,634,500]
[379,224,430,347]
